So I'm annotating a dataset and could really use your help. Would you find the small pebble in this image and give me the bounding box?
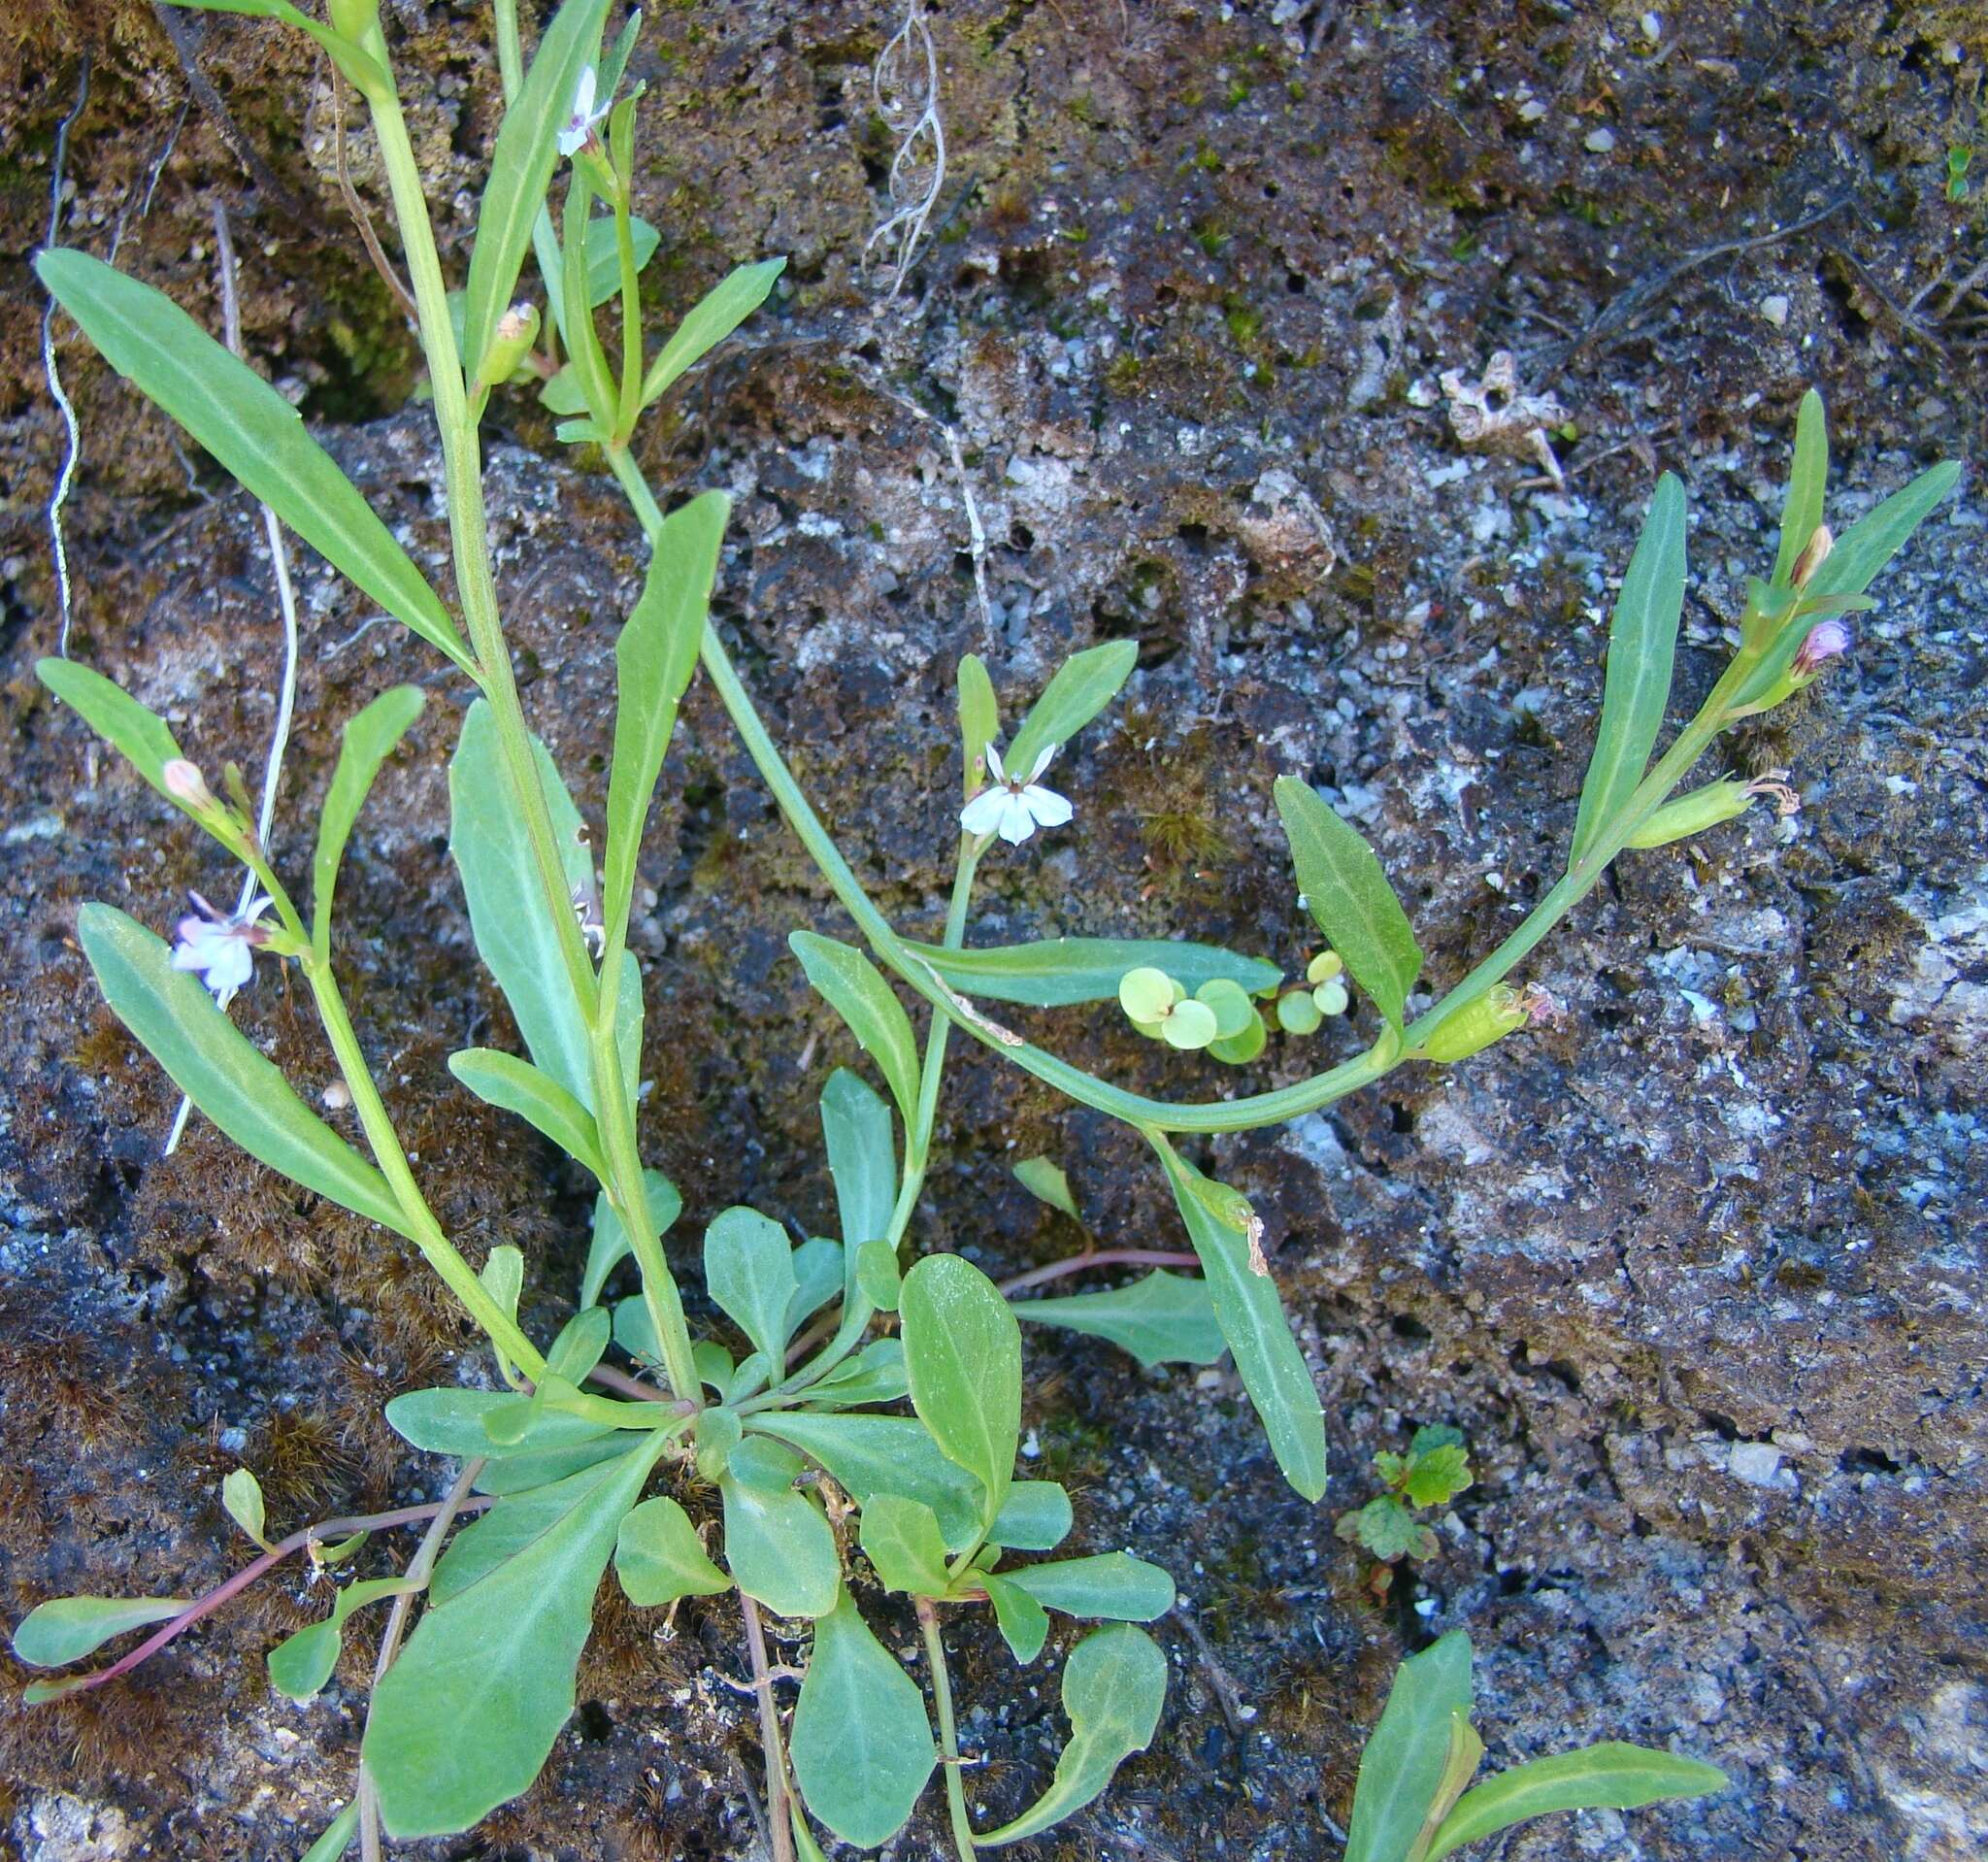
[1585,127,1617,153]
[1760,293,1791,328]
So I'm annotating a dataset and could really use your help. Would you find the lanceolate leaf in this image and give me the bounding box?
[1012,1155,1079,1220]
[36,659,187,809]
[982,1572,1051,1664]
[789,1588,936,1847]
[35,249,472,677]
[462,0,613,385]
[312,684,424,961]
[1425,1743,1729,1861]
[301,1801,361,1862]
[820,1067,896,1306]
[978,1625,1168,1846]
[581,213,660,309]
[790,931,921,1123]
[988,1480,1073,1552]
[447,1048,606,1182]
[640,257,787,407]
[1772,389,1828,587]
[1801,458,1963,601]
[1012,1270,1226,1369]
[580,1169,682,1308]
[1274,778,1422,1031]
[12,1596,190,1669]
[1344,1629,1474,1862]
[1004,640,1140,778]
[604,490,728,948]
[901,1254,1022,1533]
[1569,473,1687,867]
[78,906,410,1237]
[1153,1140,1325,1502]
[911,935,1280,1007]
[366,1435,669,1837]
[958,651,1000,796]
[449,700,643,1111]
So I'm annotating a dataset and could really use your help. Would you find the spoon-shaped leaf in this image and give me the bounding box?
[901,1253,1021,1533]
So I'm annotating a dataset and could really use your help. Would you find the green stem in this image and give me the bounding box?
[916,1595,977,1862]
[365,83,697,1400]
[612,183,643,441]
[305,957,545,1379]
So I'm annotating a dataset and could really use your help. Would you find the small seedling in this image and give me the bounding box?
[1339,1630,1727,1861]
[1337,1425,1474,1591]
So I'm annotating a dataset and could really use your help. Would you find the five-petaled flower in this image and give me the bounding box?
[1792,617,1850,679]
[172,892,276,1000]
[558,66,610,157]
[960,743,1074,846]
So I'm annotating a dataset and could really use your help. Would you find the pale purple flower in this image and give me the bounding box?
[172,892,275,1000]
[1792,618,1850,678]
[557,66,609,157]
[960,743,1074,846]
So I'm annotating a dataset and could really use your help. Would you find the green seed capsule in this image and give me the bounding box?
[1162,998,1219,1050]
[1312,977,1349,1017]
[1626,775,1800,848]
[475,302,542,391]
[1416,983,1560,1063]
[1209,1007,1268,1065]
[1306,948,1343,985]
[1195,978,1256,1040]
[1118,966,1178,1026]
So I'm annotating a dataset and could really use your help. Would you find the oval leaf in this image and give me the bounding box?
[719,1472,841,1618]
[1012,1270,1226,1370]
[747,1411,982,1550]
[604,489,728,946]
[911,936,1281,1009]
[789,1588,936,1847]
[705,1206,800,1369]
[978,1625,1168,1846]
[462,0,613,383]
[1004,640,1140,778]
[640,257,787,407]
[448,1047,606,1180]
[900,1253,1021,1533]
[614,1495,730,1606]
[12,1596,190,1669]
[366,1437,668,1836]
[78,905,409,1237]
[1004,1551,1174,1622]
[1345,1629,1474,1862]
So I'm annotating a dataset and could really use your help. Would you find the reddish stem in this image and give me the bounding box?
[999,1248,1198,1296]
[41,1495,495,1697]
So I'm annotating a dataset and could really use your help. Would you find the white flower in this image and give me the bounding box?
[558,66,610,157]
[960,743,1075,846]
[171,892,276,1000]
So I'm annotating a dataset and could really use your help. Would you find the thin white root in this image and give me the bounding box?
[864,0,946,296]
[45,59,90,661]
[167,206,304,1157]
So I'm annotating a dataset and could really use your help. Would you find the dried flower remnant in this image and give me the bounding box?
[1439,350,1569,489]
[1792,617,1851,679]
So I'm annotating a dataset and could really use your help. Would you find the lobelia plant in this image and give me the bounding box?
[11,0,1962,1855]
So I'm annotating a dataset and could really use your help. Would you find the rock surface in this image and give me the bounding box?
[1,2,1983,1858]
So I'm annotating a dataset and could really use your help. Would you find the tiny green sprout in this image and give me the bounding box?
[1276,987,1324,1035]
[1117,966,1218,1047]
[1948,146,1973,202]
[1336,1424,1474,1580]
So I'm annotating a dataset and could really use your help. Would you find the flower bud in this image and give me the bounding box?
[1791,617,1850,680]
[1789,522,1833,591]
[1417,983,1561,1064]
[476,302,542,391]
[162,758,216,812]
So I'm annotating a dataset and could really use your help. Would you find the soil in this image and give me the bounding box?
[2,2,1985,1859]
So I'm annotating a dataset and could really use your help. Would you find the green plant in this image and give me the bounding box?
[13,0,1962,1854]
[1340,1631,1728,1861]
[1337,1425,1473,1586]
